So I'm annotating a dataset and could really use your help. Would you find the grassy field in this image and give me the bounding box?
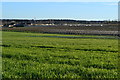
[2,31,119,79]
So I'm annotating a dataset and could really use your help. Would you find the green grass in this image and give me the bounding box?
[2,31,119,79]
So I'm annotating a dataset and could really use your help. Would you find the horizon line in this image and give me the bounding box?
[0,18,118,21]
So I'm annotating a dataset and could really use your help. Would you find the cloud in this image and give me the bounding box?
[105,3,118,6]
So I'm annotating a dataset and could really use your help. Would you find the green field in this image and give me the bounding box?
[2,31,119,79]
